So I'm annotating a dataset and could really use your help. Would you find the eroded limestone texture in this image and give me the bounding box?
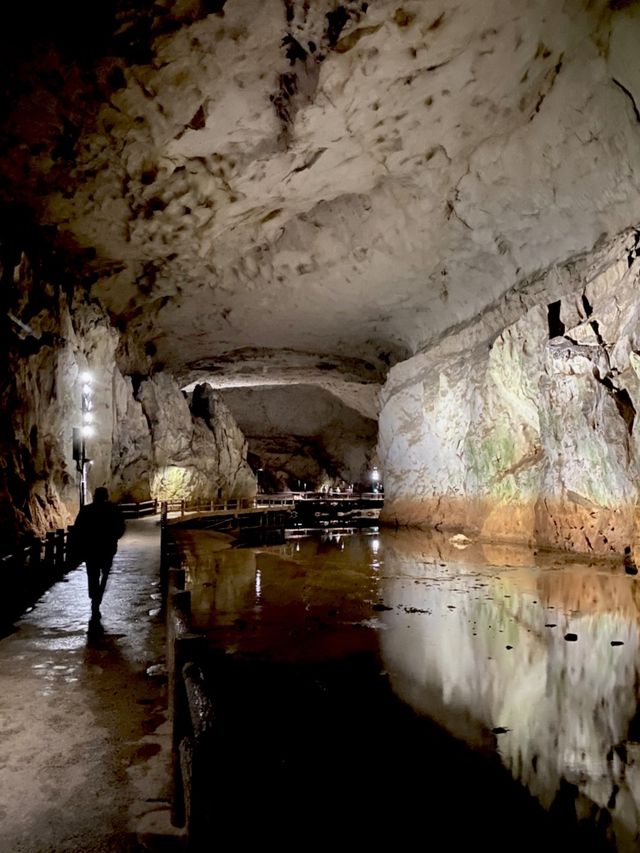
[380,231,640,555]
[4,2,640,381]
[0,240,116,541]
[0,235,255,545]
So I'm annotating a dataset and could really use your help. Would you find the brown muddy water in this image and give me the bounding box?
[175,527,640,851]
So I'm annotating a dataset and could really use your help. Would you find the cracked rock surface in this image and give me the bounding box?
[380,230,640,556]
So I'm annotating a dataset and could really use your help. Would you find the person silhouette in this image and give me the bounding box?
[72,487,125,619]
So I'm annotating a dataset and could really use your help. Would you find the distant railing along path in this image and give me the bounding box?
[118,491,383,520]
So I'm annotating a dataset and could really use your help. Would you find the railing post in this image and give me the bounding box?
[44,531,55,569]
[55,529,65,572]
[30,535,42,569]
[181,499,185,518]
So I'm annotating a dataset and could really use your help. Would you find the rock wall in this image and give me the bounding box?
[0,234,100,543]
[0,226,255,547]
[380,230,640,557]
[137,377,255,501]
[221,385,378,491]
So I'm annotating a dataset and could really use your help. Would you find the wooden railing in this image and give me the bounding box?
[117,499,159,518]
[0,526,73,625]
[161,496,295,517]
[120,492,382,519]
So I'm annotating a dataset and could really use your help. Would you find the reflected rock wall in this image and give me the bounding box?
[380,232,640,556]
[379,531,640,849]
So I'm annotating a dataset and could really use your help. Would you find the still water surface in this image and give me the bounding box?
[176,527,640,851]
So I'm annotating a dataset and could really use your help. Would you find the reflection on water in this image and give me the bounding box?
[379,533,640,852]
[176,527,640,850]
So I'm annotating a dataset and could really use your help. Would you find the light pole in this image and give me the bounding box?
[371,466,380,493]
[73,372,94,507]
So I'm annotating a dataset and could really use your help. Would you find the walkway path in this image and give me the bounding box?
[0,519,179,852]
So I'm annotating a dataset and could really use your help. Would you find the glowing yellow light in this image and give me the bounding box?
[81,425,94,438]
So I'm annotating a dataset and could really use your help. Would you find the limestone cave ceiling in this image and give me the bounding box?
[2,0,640,406]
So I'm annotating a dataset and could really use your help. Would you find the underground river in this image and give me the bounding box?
[174,527,640,851]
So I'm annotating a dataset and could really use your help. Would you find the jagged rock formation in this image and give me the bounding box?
[221,385,377,490]
[380,231,640,556]
[0,235,109,542]
[137,376,255,500]
[0,232,255,546]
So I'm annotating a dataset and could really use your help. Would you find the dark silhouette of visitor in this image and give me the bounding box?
[72,487,125,619]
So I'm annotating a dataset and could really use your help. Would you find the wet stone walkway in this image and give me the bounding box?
[0,519,178,853]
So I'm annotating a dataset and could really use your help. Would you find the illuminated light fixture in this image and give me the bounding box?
[76,366,96,507]
[371,467,380,482]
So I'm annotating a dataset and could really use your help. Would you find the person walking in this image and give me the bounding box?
[72,487,125,619]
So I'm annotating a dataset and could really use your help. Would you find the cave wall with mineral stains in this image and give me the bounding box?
[380,230,640,556]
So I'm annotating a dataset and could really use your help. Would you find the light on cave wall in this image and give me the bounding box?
[153,465,192,501]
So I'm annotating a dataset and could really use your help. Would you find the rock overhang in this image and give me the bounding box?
[1,0,640,394]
